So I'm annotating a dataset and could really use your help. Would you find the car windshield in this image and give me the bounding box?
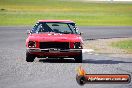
[31,22,79,34]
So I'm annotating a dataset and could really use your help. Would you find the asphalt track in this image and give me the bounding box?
[0,26,132,88]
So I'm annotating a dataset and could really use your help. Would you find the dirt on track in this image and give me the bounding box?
[84,38,132,58]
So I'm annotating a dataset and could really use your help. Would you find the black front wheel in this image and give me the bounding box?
[74,52,82,63]
[26,52,35,62]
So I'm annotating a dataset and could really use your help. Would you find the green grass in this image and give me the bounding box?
[0,0,132,26]
[111,40,132,52]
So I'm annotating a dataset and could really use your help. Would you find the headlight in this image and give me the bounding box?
[74,42,82,49]
[28,41,36,48]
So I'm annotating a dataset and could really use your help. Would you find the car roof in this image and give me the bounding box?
[38,20,74,23]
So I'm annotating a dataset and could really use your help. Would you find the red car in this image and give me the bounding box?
[26,20,83,62]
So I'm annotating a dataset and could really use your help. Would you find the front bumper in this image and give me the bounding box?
[26,48,82,58]
[27,48,82,52]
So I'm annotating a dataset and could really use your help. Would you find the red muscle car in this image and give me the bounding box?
[26,20,83,62]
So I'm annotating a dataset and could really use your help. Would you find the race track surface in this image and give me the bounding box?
[79,26,132,40]
[0,26,132,88]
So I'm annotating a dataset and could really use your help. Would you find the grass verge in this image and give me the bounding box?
[111,39,132,53]
[0,0,132,26]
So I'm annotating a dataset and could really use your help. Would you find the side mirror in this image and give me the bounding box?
[27,30,31,35]
[79,32,83,35]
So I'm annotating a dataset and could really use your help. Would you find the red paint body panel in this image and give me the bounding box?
[38,20,74,23]
[31,52,81,58]
[28,33,81,42]
[26,33,83,48]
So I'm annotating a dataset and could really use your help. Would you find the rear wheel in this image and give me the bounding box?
[26,52,35,62]
[74,52,82,63]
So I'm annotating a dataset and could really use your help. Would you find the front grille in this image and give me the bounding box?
[40,42,69,49]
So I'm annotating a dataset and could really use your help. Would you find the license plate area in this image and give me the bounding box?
[49,48,60,52]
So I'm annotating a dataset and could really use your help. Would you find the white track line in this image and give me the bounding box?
[82,49,94,53]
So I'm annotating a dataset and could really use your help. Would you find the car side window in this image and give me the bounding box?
[75,26,80,34]
[31,23,40,33]
[32,23,53,33]
[36,24,44,33]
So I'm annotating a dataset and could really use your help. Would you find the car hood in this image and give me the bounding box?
[27,33,82,42]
